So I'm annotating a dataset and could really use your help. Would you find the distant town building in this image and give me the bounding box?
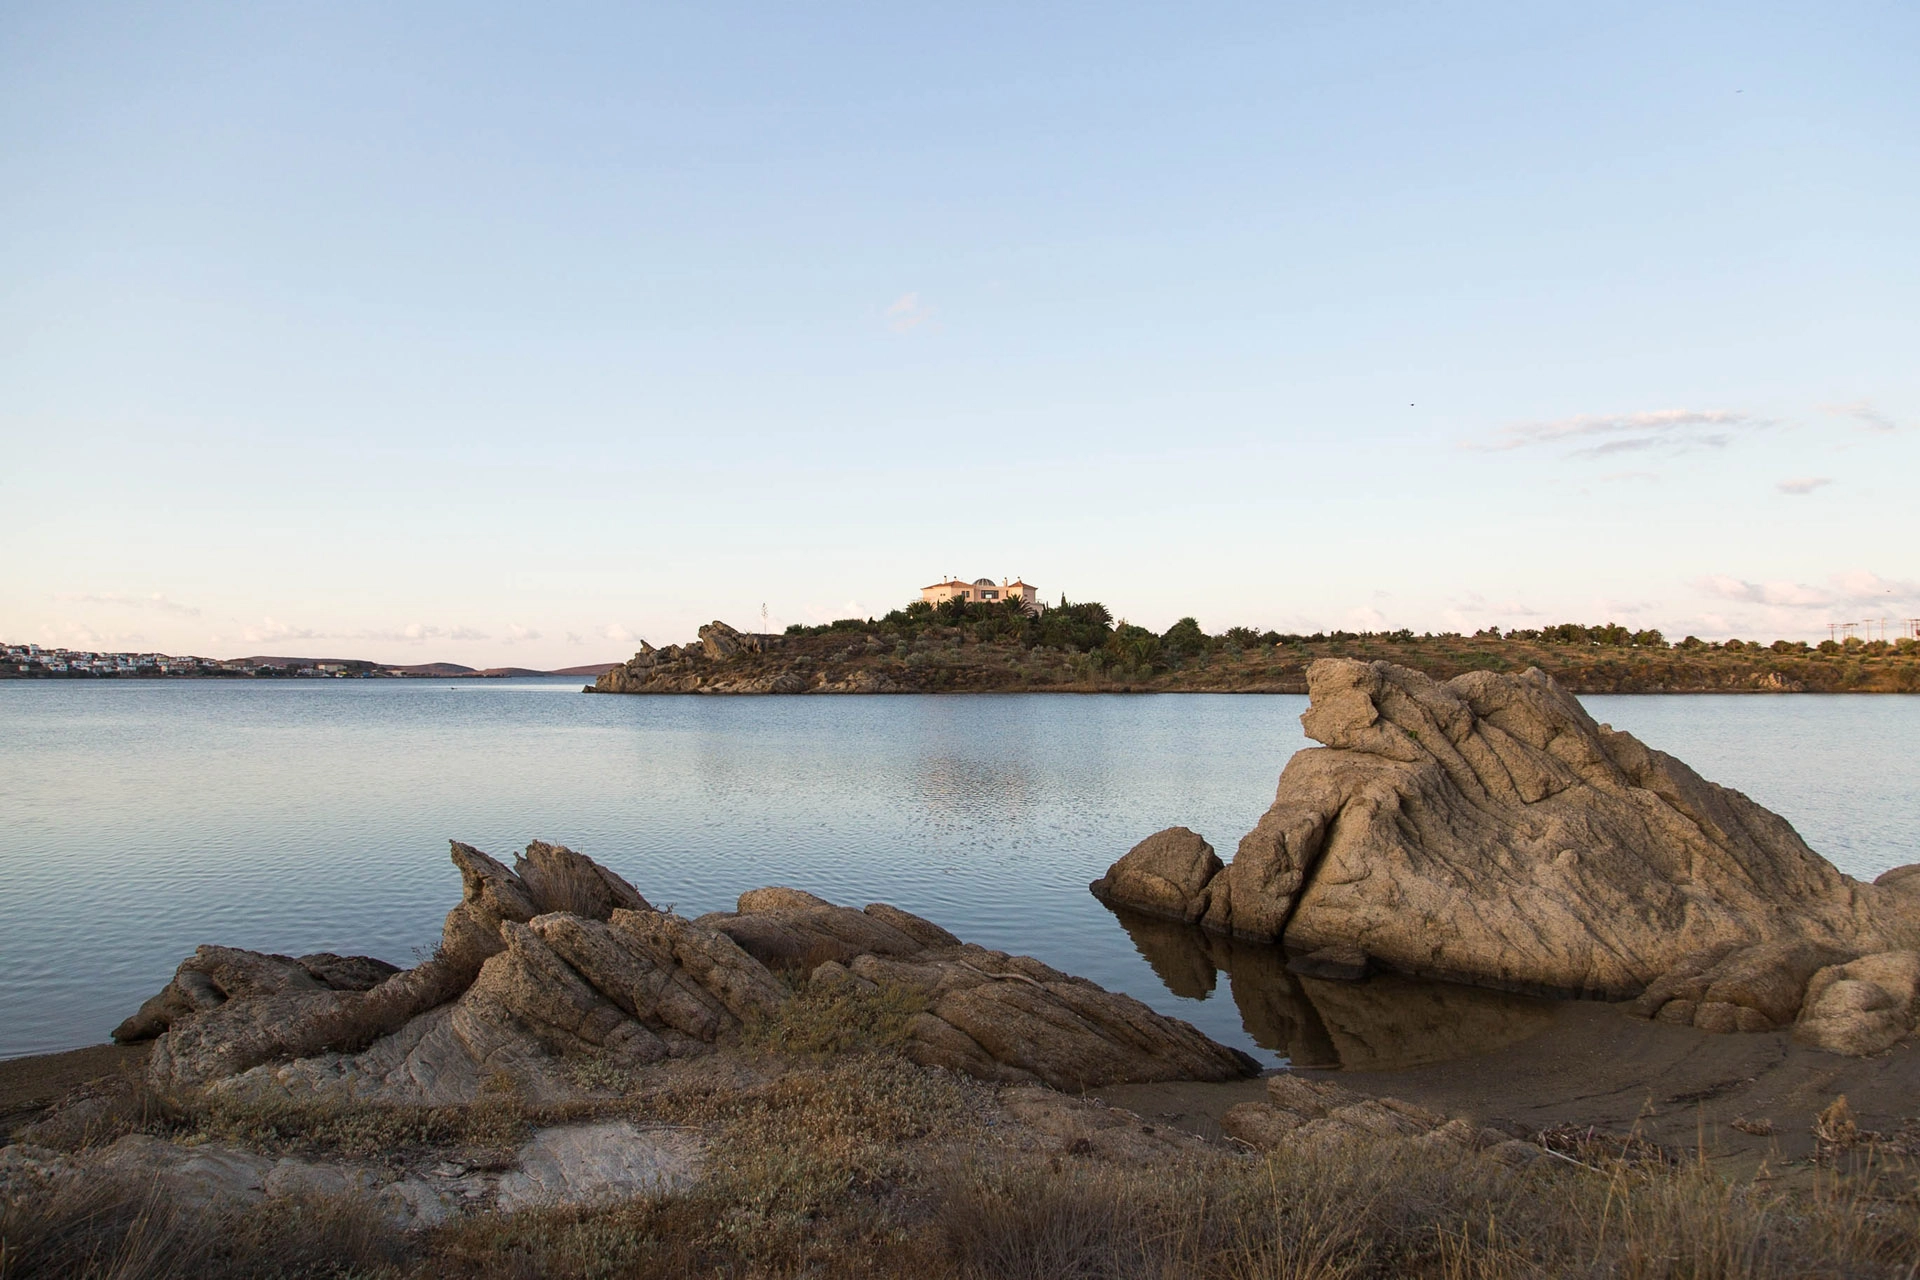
[920,577,1043,613]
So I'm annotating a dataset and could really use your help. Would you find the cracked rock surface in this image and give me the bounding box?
[1094,659,1920,1054]
[114,842,1253,1105]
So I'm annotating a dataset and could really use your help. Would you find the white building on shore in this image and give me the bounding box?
[920,577,1043,613]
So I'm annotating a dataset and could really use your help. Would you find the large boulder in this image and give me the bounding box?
[698,620,763,660]
[120,843,1253,1103]
[1793,951,1920,1056]
[1089,827,1222,924]
[1093,659,1920,1051]
[589,622,779,693]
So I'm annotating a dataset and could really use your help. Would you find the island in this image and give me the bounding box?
[588,603,1920,696]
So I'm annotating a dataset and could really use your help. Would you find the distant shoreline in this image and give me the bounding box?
[0,651,621,681]
[588,618,1920,698]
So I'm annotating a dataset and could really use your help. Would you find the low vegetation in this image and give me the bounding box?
[768,599,1920,694]
[10,1006,1920,1279]
[9,1088,1919,1278]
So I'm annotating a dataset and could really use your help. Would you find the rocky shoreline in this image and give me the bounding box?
[1094,659,1920,1052]
[7,660,1918,1276]
[586,620,1920,696]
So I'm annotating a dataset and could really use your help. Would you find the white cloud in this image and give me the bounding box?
[55,623,148,649]
[1776,477,1832,495]
[1696,576,1832,608]
[884,292,935,334]
[506,624,541,643]
[565,631,586,645]
[241,617,319,644]
[448,626,489,642]
[1831,570,1920,609]
[1824,400,1899,433]
[603,623,637,643]
[1471,409,1767,458]
[1695,570,1918,614]
[56,592,201,617]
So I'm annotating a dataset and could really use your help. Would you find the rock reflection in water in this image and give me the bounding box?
[1108,907,1556,1070]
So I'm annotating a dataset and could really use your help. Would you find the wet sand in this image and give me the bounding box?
[1096,1000,1920,1172]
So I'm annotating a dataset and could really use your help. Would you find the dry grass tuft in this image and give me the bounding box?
[183,1092,531,1162]
[14,1053,1920,1280]
[0,1175,413,1280]
[934,1133,1920,1280]
[14,1063,182,1155]
[745,977,929,1057]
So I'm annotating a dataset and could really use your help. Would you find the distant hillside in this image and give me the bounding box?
[548,662,620,677]
[236,655,379,669]
[377,662,479,677]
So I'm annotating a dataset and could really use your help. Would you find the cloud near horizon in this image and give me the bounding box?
[56,592,201,618]
[240,617,319,644]
[1776,477,1832,495]
[235,619,497,646]
[1471,409,1768,458]
[1695,570,1920,616]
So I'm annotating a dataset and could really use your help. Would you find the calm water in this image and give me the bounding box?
[1,680,1915,1063]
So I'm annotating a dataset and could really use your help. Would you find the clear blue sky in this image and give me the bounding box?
[4,2,1916,664]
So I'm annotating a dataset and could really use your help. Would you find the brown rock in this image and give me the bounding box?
[698,620,762,660]
[515,841,652,919]
[707,893,929,972]
[1794,951,1920,1056]
[1625,939,1847,1032]
[465,922,666,1062]
[528,913,734,1041]
[861,903,962,950]
[1102,659,1920,1039]
[1090,827,1223,924]
[1221,1101,1307,1150]
[113,946,391,1044]
[125,848,1252,1102]
[1875,864,1920,897]
[1265,1072,1352,1117]
[607,909,786,1024]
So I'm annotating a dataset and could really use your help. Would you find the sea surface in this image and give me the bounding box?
[1,680,1915,1063]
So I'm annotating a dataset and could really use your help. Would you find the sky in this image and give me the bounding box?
[3,2,1917,666]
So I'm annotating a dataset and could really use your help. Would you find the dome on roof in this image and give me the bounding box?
[974,577,996,586]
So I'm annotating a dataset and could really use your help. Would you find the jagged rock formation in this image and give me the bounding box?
[593,622,837,694]
[1093,658,1920,1054]
[687,886,1249,1086]
[115,843,1252,1103]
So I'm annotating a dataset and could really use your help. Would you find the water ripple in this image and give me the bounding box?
[1,680,1914,1060]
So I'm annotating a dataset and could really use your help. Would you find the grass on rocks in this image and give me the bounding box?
[743,974,929,1057]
